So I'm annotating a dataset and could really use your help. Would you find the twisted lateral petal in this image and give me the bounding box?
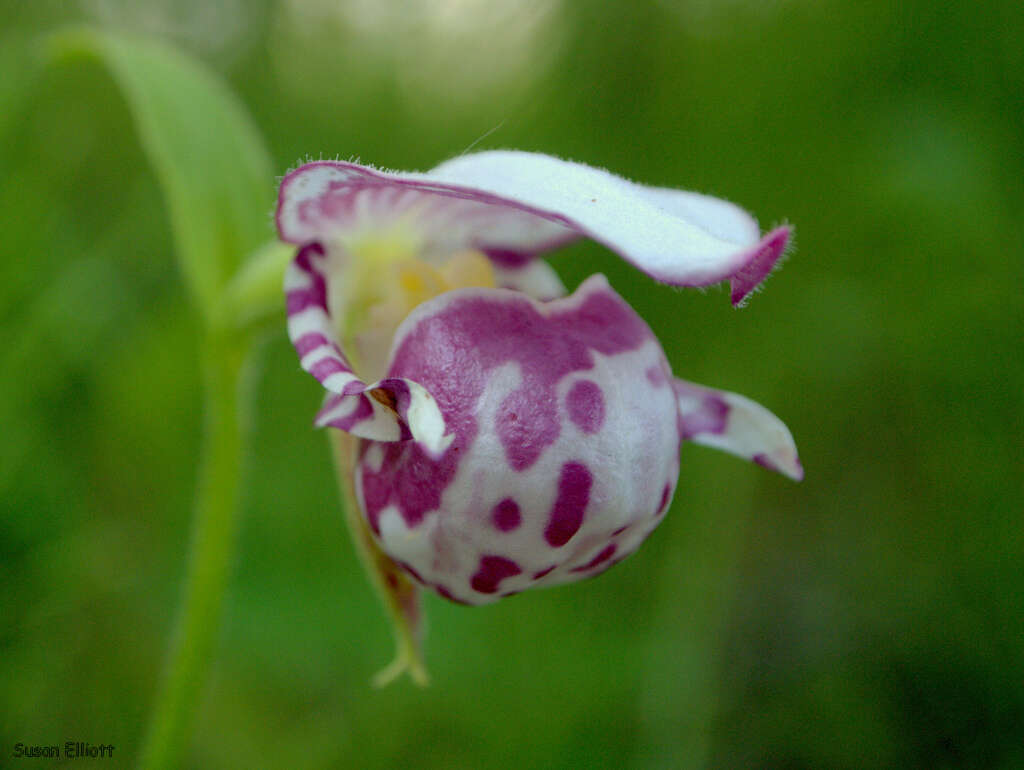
[285,243,451,455]
[673,378,802,481]
[277,152,791,306]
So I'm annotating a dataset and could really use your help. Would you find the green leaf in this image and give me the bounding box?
[0,34,45,156]
[48,28,275,320]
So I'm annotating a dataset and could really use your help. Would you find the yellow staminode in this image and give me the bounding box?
[340,241,496,380]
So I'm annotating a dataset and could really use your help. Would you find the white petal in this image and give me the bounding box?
[277,151,792,305]
[624,184,760,245]
[673,378,802,481]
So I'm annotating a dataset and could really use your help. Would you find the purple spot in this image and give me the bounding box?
[470,555,523,594]
[544,462,592,547]
[566,380,605,434]
[678,395,730,440]
[533,565,556,579]
[752,453,778,473]
[571,543,617,573]
[645,365,667,387]
[492,498,522,532]
[611,525,629,536]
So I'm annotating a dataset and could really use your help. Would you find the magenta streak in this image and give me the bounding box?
[470,555,523,594]
[324,395,374,432]
[309,357,347,381]
[294,332,333,356]
[657,483,672,515]
[729,225,791,306]
[286,289,323,315]
[287,242,327,310]
[570,543,617,573]
[544,462,592,547]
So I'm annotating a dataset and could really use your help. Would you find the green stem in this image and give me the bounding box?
[139,333,251,769]
[329,431,429,687]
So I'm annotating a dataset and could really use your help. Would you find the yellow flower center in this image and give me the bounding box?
[332,233,496,380]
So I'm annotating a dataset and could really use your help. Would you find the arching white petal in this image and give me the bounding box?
[626,185,760,245]
[673,378,802,481]
[277,152,792,306]
[285,242,452,456]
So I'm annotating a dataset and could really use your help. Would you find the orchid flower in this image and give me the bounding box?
[276,151,801,684]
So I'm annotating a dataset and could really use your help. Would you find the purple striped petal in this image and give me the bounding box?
[673,378,802,481]
[276,152,792,306]
[285,242,451,455]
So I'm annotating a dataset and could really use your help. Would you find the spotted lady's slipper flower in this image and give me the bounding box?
[277,151,801,682]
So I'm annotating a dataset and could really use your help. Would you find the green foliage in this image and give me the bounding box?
[48,28,275,321]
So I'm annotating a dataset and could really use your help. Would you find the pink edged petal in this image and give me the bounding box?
[276,152,791,305]
[276,160,578,259]
[285,242,451,456]
[673,378,802,481]
[728,225,792,307]
[428,151,791,304]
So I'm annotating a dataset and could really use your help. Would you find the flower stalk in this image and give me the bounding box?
[139,332,253,770]
[329,430,429,687]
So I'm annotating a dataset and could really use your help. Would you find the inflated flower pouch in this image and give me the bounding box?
[277,151,801,681]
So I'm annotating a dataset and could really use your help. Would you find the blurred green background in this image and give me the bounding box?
[2,0,1022,767]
